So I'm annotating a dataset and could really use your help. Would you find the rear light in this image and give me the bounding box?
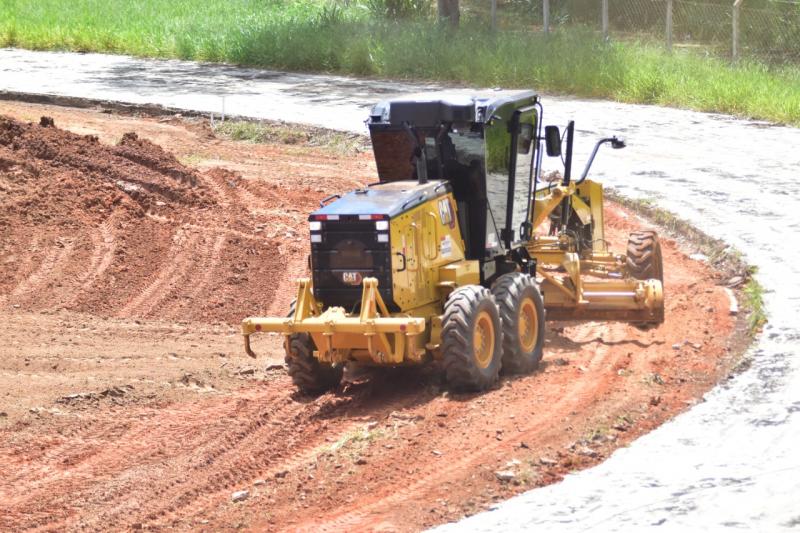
[310,234,322,243]
[358,214,386,221]
[309,221,322,231]
[375,220,389,231]
[311,214,339,221]
[377,234,389,243]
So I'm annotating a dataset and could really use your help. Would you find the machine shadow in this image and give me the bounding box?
[294,364,447,420]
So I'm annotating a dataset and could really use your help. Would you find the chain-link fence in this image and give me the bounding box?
[461,0,800,63]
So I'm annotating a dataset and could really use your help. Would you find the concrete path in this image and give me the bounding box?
[0,47,442,133]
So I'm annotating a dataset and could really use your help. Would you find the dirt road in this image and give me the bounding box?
[0,102,745,531]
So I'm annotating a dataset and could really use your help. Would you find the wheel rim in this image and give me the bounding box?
[473,310,495,369]
[518,297,538,353]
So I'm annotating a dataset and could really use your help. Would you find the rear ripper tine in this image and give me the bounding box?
[244,334,256,358]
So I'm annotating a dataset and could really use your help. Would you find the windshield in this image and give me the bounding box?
[369,126,484,183]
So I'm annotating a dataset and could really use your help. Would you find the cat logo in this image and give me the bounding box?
[342,271,363,286]
[438,198,455,228]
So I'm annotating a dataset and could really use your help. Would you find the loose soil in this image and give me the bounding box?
[0,102,746,532]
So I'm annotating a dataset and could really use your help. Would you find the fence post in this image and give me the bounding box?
[602,0,609,39]
[732,0,742,60]
[543,0,550,34]
[491,0,497,30]
[665,0,673,51]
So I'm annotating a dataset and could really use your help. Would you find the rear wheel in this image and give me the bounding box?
[626,230,665,326]
[441,286,503,391]
[283,301,342,394]
[492,273,546,374]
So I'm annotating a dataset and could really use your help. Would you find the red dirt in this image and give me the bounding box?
[0,103,746,532]
[0,115,334,324]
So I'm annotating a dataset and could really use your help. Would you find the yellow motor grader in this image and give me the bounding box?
[242,91,663,393]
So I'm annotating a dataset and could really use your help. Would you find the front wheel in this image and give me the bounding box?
[441,285,503,392]
[492,273,546,374]
[627,230,665,326]
[626,230,663,283]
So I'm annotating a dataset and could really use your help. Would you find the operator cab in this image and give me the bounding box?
[368,90,540,281]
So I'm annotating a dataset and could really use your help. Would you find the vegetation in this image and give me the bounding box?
[1,0,799,124]
[213,119,369,154]
[743,277,767,333]
[327,424,389,460]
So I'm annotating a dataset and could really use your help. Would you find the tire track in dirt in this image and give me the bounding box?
[51,218,117,309]
[79,218,116,292]
[145,213,258,241]
[9,240,75,306]
[233,181,285,217]
[180,232,227,308]
[266,255,309,316]
[0,234,39,304]
[203,168,309,318]
[145,230,222,318]
[0,389,294,530]
[296,328,628,532]
[0,384,362,532]
[141,413,363,530]
[117,229,201,318]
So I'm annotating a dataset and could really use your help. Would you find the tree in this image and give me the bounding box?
[437,0,460,27]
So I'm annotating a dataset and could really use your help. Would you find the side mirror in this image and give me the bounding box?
[611,136,626,149]
[517,123,533,155]
[544,125,561,157]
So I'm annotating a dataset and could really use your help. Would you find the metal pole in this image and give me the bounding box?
[666,0,673,51]
[491,0,497,30]
[560,121,575,230]
[602,0,609,40]
[732,0,743,60]
[543,0,550,34]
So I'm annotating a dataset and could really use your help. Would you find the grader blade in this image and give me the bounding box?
[541,278,664,324]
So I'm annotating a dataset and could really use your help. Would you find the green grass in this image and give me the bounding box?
[2,0,800,124]
[743,276,767,333]
[327,424,388,460]
[213,119,369,154]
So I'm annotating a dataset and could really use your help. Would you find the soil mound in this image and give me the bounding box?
[0,116,299,322]
[0,116,211,228]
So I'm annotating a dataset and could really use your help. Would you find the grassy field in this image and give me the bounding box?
[2,0,799,125]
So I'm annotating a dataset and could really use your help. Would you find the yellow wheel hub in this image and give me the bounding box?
[518,298,539,353]
[473,310,495,369]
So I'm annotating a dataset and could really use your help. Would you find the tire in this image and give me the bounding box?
[283,301,342,394]
[441,285,503,392]
[626,230,665,326]
[492,273,546,374]
[626,230,663,283]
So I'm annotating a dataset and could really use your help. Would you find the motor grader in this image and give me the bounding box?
[242,90,664,393]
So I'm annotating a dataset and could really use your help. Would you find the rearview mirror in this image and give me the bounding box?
[517,123,533,155]
[544,125,561,157]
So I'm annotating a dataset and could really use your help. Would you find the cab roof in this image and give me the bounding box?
[312,180,449,219]
[369,90,538,128]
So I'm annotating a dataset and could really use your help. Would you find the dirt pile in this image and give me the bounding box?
[0,117,209,227]
[0,116,305,323]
